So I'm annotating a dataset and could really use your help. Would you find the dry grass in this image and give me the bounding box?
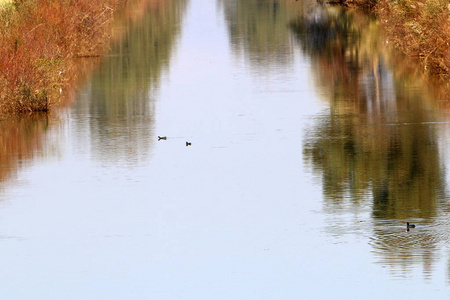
[0,0,123,114]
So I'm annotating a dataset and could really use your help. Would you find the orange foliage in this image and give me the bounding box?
[0,0,122,113]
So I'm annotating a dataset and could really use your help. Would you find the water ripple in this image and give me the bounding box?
[369,219,447,278]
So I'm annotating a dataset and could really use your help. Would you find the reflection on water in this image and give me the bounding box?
[0,114,51,183]
[0,0,187,183]
[74,0,186,166]
[220,0,315,72]
[294,5,450,278]
[217,0,450,285]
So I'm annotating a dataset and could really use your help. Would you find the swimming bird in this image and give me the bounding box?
[186,141,191,146]
[158,136,167,141]
[406,222,416,230]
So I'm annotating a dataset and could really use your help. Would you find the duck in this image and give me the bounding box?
[158,136,167,141]
[186,141,191,146]
[406,222,416,229]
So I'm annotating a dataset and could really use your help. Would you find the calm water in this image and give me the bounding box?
[1,0,450,299]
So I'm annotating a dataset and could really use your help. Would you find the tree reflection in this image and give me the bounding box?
[0,114,50,183]
[220,1,450,277]
[74,0,187,166]
[219,0,315,72]
[293,6,445,218]
[294,6,448,277]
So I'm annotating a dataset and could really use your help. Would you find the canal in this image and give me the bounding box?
[0,0,449,298]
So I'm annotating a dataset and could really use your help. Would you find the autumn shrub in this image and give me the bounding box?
[340,0,377,11]
[0,0,122,113]
[377,0,450,78]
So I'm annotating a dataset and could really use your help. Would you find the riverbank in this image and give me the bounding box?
[341,0,450,80]
[0,0,125,114]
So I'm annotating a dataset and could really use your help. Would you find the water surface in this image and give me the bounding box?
[0,0,450,299]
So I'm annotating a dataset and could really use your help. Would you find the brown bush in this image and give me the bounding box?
[376,0,450,78]
[0,0,122,114]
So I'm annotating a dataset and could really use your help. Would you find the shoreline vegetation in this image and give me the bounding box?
[337,0,450,80]
[0,0,126,114]
[0,0,447,114]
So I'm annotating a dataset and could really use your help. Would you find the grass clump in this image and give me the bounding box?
[0,0,122,114]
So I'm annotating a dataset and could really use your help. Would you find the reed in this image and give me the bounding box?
[0,0,122,114]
